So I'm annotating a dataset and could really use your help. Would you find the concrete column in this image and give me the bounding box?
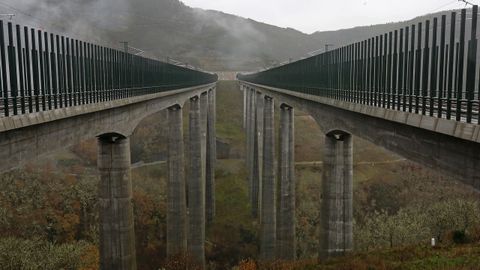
[243,85,247,129]
[246,87,251,200]
[188,96,205,267]
[247,89,256,203]
[206,89,217,224]
[320,133,353,259]
[245,87,251,168]
[252,91,264,218]
[320,134,337,259]
[260,96,276,260]
[166,105,187,257]
[200,91,209,224]
[343,134,353,252]
[200,92,208,175]
[334,138,345,254]
[97,134,136,270]
[277,104,295,260]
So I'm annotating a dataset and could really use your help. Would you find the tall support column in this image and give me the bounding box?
[343,134,354,252]
[98,134,137,270]
[167,105,187,257]
[247,89,256,205]
[188,96,205,267]
[206,88,217,224]
[245,87,251,167]
[245,87,251,200]
[243,85,247,129]
[252,91,264,218]
[200,92,209,222]
[260,96,276,260]
[320,134,337,259]
[320,133,353,259]
[277,104,295,260]
[200,92,208,174]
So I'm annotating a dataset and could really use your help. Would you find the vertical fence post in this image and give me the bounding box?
[466,6,477,123]
[31,29,39,112]
[16,25,25,114]
[438,15,447,118]
[414,22,422,114]
[384,33,388,108]
[38,30,46,111]
[422,20,430,115]
[24,26,33,113]
[45,33,52,110]
[66,38,72,107]
[456,9,466,121]
[51,34,58,109]
[0,21,8,116]
[398,28,404,110]
[7,23,18,115]
[430,18,438,117]
[393,30,399,110]
[447,12,456,120]
[73,39,78,106]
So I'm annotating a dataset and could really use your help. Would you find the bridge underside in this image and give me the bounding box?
[243,82,480,190]
[0,84,218,269]
[240,81,480,261]
[0,84,214,173]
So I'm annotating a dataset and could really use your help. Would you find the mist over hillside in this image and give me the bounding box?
[0,0,465,71]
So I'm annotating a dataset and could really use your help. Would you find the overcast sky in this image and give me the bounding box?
[181,0,474,34]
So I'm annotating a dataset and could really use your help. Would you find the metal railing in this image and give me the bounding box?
[0,21,217,117]
[239,6,480,124]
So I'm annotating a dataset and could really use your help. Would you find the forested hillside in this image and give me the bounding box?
[2,0,463,71]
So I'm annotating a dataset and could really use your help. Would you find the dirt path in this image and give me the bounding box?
[132,160,167,169]
[295,158,407,166]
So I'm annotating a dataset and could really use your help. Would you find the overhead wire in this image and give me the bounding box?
[432,0,464,12]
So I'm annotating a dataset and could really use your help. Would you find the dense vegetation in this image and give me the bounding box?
[0,81,478,269]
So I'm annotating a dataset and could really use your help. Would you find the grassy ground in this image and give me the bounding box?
[256,243,480,270]
[216,80,247,157]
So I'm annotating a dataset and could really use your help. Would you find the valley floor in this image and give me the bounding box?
[236,243,480,270]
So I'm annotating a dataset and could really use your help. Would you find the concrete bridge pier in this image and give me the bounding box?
[97,134,137,270]
[252,91,264,218]
[245,86,250,192]
[243,85,247,129]
[260,96,277,260]
[320,132,353,259]
[245,86,252,170]
[277,104,295,260]
[206,88,217,224]
[166,105,187,257]
[188,96,206,268]
[200,92,209,186]
[247,88,256,208]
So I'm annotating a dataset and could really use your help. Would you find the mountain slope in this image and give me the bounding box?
[1,0,465,71]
